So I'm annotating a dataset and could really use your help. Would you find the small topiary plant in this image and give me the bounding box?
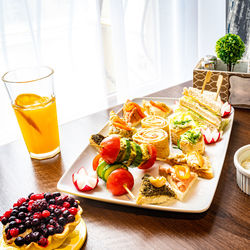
[215,33,245,72]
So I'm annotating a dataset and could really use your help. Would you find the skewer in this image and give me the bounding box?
[123,184,135,200]
[201,71,212,94]
[215,75,223,101]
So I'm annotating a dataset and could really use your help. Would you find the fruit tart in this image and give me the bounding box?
[0,192,83,249]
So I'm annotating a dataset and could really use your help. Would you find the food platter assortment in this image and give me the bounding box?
[57,86,234,213]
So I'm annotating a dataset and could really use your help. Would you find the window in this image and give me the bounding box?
[0,0,226,145]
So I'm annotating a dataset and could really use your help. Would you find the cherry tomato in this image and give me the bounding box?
[92,154,102,171]
[106,169,134,196]
[138,144,157,169]
[100,135,120,164]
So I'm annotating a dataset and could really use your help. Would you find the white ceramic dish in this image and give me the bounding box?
[57,97,234,213]
[234,144,250,195]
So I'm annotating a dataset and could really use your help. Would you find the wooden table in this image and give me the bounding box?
[0,81,249,249]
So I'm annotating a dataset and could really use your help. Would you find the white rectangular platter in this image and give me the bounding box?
[57,97,234,213]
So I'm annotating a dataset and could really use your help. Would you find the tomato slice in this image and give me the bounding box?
[174,165,191,180]
[100,135,121,164]
[106,169,134,196]
[138,144,157,169]
[92,154,102,171]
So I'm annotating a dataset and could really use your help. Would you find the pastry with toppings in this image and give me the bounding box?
[109,111,134,139]
[166,152,213,179]
[165,153,187,166]
[178,128,205,155]
[169,112,195,145]
[142,100,172,118]
[122,100,146,127]
[186,151,213,179]
[0,192,83,249]
[89,134,105,150]
[136,175,176,205]
[159,164,198,201]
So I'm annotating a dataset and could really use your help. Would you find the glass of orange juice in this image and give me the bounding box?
[2,66,60,159]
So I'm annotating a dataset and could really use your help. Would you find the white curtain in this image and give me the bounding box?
[0,0,225,145]
[0,0,107,144]
[103,0,226,104]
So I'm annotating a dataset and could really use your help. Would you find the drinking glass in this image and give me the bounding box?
[2,66,60,159]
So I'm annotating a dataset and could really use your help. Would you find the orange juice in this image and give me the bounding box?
[12,93,60,157]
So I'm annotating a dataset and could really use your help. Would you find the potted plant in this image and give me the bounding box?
[193,33,249,102]
[215,33,245,72]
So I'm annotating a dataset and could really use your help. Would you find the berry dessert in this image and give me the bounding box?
[0,192,83,249]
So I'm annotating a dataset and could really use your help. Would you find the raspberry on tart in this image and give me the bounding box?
[1,192,82,249]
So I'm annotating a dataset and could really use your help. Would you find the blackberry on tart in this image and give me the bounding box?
[0,192,82,249]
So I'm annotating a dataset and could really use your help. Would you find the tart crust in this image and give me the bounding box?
[0,218,86,250]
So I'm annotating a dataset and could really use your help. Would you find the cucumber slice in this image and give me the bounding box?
[97,161,109,179]
[130,142,143,168]
[101,164,112,180]
[103,164,128,182]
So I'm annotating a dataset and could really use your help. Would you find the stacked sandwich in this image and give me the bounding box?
[178,87,225,130]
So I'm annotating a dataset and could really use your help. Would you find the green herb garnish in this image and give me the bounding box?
[173,119,191,126]
[180,129,201,144]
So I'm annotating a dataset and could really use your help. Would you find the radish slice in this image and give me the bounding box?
[221,102,231,117]
[201,128,222,144]
[72,167,98,192]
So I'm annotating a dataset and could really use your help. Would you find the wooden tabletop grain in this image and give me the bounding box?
[0,81,249,250]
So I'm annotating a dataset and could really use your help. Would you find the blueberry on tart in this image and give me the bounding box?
[0,192,82,249]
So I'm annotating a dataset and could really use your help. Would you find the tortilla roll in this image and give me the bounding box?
[141,115,169,134]
[133,128,169,160]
